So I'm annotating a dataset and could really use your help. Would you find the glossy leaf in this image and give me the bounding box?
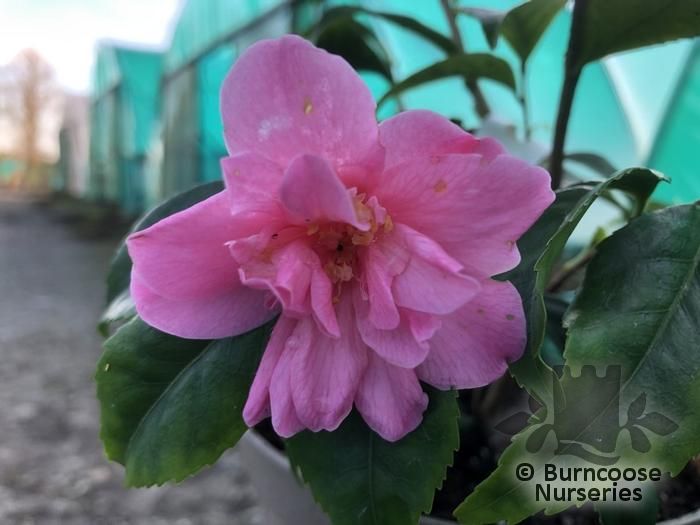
[105,181,224,304]
[316,5,456,55]
[565,203,700,465]
[315,17,393,80]
[98,289,136,337]
[500,0,566,64]
[574,0,700,69]
[454,425,550,524]
[500,187,587,400]
[286,388,459,525]
[525,424,552,453]
[96,317,271,486]
[597,484,658,525]
[504,168,667,401]
[456,203,700,524]
[378,53,515,107]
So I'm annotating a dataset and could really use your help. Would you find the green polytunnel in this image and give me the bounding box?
[112,0,699,211]
[156,0,401,202]
[88,43,163,215]
[157,0,291,202]
[645,41,700,204]
[351,0,698,204]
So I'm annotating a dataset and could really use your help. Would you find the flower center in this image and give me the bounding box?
[308,194,393,302]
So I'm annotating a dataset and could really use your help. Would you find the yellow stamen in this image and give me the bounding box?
[383,214,394,233]
[351,230,374,246]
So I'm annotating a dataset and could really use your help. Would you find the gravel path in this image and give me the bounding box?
[0,196,265,525]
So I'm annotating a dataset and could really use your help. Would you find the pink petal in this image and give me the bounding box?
[280,154,367,230]
[310,263,340,338]
[354,287,429,369]
[243,316,296,427]
[237,239,314,317]
[289,294,368,431]
[131,273,275,339]
[417,279,526,389]
[221,35,378,168]
[373,154,554,278]
[127,192,274,338]
[362,246,400,330]
[391,224,480,315]
[221,153,286,238]
[355,352,428,442]
[270,335,305,438]
[127,192,236,299]
[378,109,503,170]
[405,309,442,342]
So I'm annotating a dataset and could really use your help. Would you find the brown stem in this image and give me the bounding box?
[549,67,581,189]
[519,61,531,141]
[549,0,588,189]
[547,248,596,293]
[439,0,490,119]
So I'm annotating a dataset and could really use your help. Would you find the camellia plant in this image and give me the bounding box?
[96,1,700,524]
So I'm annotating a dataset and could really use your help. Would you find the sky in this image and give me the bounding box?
[0,0,183,93]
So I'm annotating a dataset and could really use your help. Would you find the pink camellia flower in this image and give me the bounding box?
[127,35,554,442]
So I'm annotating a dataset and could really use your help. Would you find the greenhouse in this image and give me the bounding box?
[155,0,291,203]
[323,0,698,204]
[85,0,700,214]
[88,44,163,215]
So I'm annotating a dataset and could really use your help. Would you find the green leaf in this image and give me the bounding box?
[500,0,566,64]
[456,7,505,49]
[574,0,700,69]
[105,181,223,304]
[315,17,393,80]
[565,152,618,177]
[456,203,700,524]
[597,484,658,525]
[378,53,515,107]
[315,6,457,55]
[98,289,136,337]
[454,425,545,524]
[286,388,459,525]
[504,168,667,400]
[96,316,272,486]
[501,187,588,399]
[565,203,700,473]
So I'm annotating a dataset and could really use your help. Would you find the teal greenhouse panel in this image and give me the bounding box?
[359,1,636,168]
[114,49,163,158]
[198,44,237,182]
[648,42,700,204]
[164,0,285,74]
